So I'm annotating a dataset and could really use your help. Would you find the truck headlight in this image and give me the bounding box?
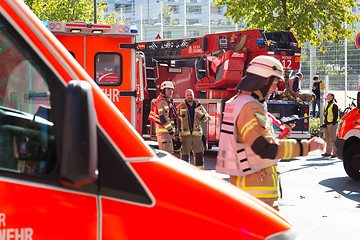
[265,229,297,240]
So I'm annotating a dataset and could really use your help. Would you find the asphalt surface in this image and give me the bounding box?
[175,149,360,240]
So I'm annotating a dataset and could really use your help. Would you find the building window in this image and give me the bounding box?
[164,31,172,38]
[211,6,220,14]
[187,6,201,14]
[186,19,200,25]
[169,5,179,14]
[188,31,200,36]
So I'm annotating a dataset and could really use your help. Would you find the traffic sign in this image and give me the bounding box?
[355,32,360,50]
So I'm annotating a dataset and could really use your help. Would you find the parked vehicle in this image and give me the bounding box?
[336,93,360,179]
[0,0,296,238]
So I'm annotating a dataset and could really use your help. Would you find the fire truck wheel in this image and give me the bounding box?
[343,144,360,180]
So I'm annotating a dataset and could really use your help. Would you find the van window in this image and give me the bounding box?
[95,53,122,86]
[0,18,55,175]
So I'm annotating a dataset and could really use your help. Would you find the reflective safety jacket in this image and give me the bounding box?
[177,99,210,137]
[325,101,340,124]
[216,93,309,176]
[148,94,177,135]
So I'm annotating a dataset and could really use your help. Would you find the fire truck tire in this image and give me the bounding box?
[343,144,360,180]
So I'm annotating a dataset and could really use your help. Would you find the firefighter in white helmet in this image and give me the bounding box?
[148,81,178,154]
[216,55,325,210]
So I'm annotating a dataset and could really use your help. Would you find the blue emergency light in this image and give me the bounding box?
[257,38,264,45]
[41,20,48,27]
[130,24,138,33]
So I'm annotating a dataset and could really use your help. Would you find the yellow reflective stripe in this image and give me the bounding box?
[236,176,242,188]
[272,166,278,183]
[283,141,294,159]
[255,113,267,125]
[180,131,191,136]
[241,118,258,138]
[192,132,203,136]
[180,109,187,114]
[156,129,169,133]
[284,141,288,159]
[163,106,169,110]
[164,122,172,129]
[241,186,278,191]
[252,193,279,198]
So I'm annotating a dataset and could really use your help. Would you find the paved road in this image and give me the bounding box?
[175,149,360,240]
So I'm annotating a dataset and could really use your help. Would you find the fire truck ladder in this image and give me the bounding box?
[138,36,201,60]
[145,57,158,100]
[138,36,203,98]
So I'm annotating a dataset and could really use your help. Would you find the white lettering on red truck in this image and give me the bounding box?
[0,214,33,240]
[102,88,120,102]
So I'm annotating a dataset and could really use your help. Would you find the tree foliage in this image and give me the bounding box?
[214,0,359,47]
[23,0,119,24]
[159,4,178,25]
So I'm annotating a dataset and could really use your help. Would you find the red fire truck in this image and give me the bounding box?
[47,23,310,148]
[0,0,297,238]
[136,31,311,147]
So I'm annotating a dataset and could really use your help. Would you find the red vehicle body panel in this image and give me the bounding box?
[0,0,296,239]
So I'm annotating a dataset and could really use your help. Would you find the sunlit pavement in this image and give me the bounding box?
[175,148,360,240]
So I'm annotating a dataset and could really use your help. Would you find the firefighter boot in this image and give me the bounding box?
[194,152,204,170]
[180,154,190,163]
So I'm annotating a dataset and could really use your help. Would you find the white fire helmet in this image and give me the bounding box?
[236,55,284,92]
[160,81,174,90]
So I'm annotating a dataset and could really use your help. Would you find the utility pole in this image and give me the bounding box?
[94,0,97,23]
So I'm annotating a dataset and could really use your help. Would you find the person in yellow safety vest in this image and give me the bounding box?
[148,81,178,154]
[177,89,211,169]
[216,55,325,210]
[322,93,340,158]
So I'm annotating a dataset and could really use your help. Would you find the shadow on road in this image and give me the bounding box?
[281,157,342,174]
[320,177,360,207]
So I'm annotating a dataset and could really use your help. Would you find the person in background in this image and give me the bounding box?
[148,81,178,154]
[311,75,322,117]
[177,89,210,169]
[288,72,303,97]
[322,93,340,158]
[288,72,314,104]
[216,55,325,210]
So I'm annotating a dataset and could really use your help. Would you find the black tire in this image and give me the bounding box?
[343,144,360,180]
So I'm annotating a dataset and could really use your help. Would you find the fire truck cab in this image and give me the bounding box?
[0,0,297,239]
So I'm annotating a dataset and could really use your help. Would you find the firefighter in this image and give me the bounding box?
[177,89,210,169]
[216,55,325,210]
[148,81,178,154]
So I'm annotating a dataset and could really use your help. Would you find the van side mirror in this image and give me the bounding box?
[60,80,98,188]
[357,92,360,109]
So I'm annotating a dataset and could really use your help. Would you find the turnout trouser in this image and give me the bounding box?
[180,135,204,167]
[156,132,174,154]
[230,165,280,211]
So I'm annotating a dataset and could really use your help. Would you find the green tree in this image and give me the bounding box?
[214,0,359,47]
[159,4,178,25]
[23,0,119,24]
